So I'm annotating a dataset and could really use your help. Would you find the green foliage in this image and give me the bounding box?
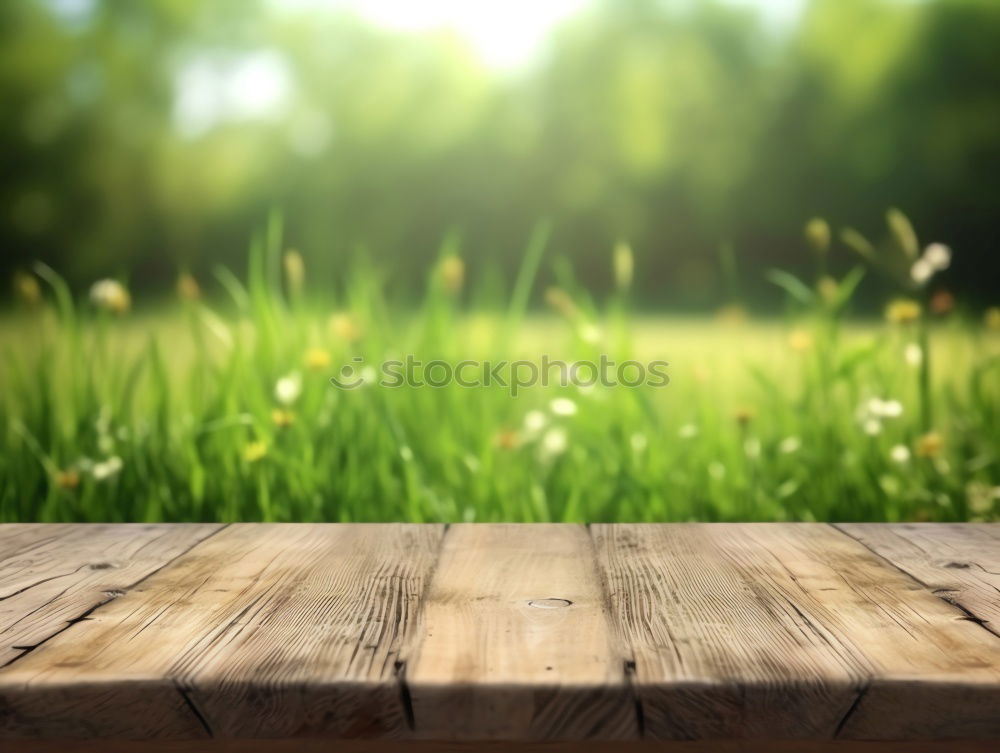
[1,220,997,523]
[2,0,1000,304]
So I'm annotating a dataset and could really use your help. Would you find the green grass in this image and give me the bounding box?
[1,220,998,522]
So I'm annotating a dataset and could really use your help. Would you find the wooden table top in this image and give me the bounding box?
[0,523,998,748]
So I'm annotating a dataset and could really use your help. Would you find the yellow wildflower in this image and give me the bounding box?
[329,312,361,342]
[177,273,200,301]
[493,429,521,450]
[885,298,921,325]
[14,271,41,305]
[439,256,464,293]
[788,329,812,353]
[271,409,295,428]
[54,469,80,490]
[804,218,830,254]
[985,307,1000,331]
[243,441,268,463]
[915,431,943,459]
[715,304,747,326]
[304,348,331,370]
[692,363,711,385]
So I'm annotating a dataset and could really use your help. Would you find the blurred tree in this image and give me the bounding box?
[2,0,999,307]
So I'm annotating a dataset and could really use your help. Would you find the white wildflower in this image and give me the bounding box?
[858,397,903,434]
[678,423,698,439]
[910,258,934,285]
[890,445,911,464]
[275,372,302,405]
[879,399,903,418]
[910,243,952,286]
[540,427,568,458]
[923,243,951,271]
[779,436,801,454]
[966,482,999,515]
[399,445,414,462]
[863,418,882,436]
[904,343,922,368]
[92,456,123,481]
[89,279,131,314]
[523,410,548,436]
[550,397,578,417]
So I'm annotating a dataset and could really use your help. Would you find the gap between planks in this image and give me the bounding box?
[2,523,1000,742]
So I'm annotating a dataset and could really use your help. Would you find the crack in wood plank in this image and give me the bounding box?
[833,683,870,739]
[1,525,228,669]
[833,524,1000,641]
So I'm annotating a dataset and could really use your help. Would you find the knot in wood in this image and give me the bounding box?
[527,598,572,609]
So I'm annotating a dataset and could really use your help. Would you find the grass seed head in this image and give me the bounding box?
[804,218,830,255]
[816,275,838,304]
[439,255,465,293]
[283,249,305,296]
[177,272,201,301]
[14,271,42,305]
[545,287,578,320]
[887,207,919,260]
[613,240,634,290]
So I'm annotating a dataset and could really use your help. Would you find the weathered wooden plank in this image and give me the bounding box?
[7,738,1000,753]
[836,523,1000,634]
[406,523,637,740]
[0,523,223,666]
[0,523,444,740]
[591,523,1000,741]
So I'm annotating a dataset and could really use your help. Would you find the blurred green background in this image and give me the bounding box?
[4,0,999,308]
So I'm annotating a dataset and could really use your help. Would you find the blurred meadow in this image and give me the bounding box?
[1,0,999,522]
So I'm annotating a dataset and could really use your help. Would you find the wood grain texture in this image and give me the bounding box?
[406,524,637,741]
[0,524,444,740]
[9,739,1000,753]
[591,523,1000,741]
[836,524,1000,635]
[0,524,222,666]
[2,523,999,745]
